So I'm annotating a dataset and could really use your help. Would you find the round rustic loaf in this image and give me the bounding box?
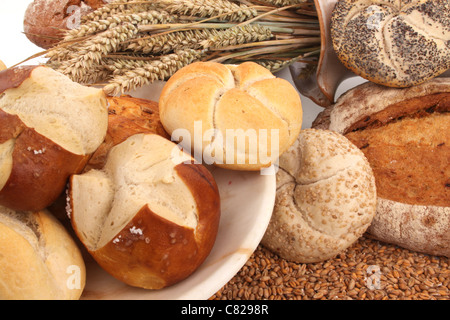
[261,129,377,263]
[0,65,108,211]
[0,206,86,300]
[68,133,221,289]
[312,78,450,257]
[331,0,450,87]
[158,61,303,171]
[23,0,107,49]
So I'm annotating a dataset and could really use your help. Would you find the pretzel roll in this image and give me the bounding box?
[0,65,108,211]
[69,133,221,289]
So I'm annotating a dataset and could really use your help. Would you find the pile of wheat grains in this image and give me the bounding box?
[210,236,449,300]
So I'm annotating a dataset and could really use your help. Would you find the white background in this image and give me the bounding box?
[0,0,365,128]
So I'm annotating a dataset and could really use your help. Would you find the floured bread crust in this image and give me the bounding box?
[261,129,377,263]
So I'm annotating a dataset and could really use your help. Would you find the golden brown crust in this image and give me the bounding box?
[0,65,107,211]
[0,66,37,93]
[312,79,450,257]
[0,207,86,299]
[159,61,303,171]
[86,95,169,171]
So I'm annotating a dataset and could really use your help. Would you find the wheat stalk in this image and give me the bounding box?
[38,0,320,94]
[66,10,173,40]
[127,29,220,54]
[103,49,207,95]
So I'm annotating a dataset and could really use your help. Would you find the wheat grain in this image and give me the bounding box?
[38,0,319,93]
[201,24,272,49]
[55,22,140,81]
[259,0,311,7]
[66,10,173,40]
[103,49,207,95]
[127,29,220,54]
[151,0,258,22]
[211,237,450,300]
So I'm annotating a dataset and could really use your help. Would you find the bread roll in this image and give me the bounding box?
[86,95,170,171]
[159,61,303,171]
[0,206,86,300]
[261,129,377,263]
[313,78,450,257]
[0,60,6,71]
[0,65,108,211]
[50,95,169,224]
[23,0,107,49]
[331,0,450,87]
[68,133,221,289]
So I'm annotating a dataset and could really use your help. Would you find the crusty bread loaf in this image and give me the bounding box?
[331,0,450,87]
[68,133,221,289]
[23,0,107,49]
[159,61,303,171]
[0,206,86,300]
[312,78,450,257]
[0,65,108,211]
[261,129,377,263]
[86,95,170,171]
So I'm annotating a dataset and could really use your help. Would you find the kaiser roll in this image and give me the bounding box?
[68,133,221,289]
[313,78,450,257]
[331,0,450,87]
[158,61,303,171]
[0,65,108,211]
[261,129,377,263]
[0,206,86,300]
